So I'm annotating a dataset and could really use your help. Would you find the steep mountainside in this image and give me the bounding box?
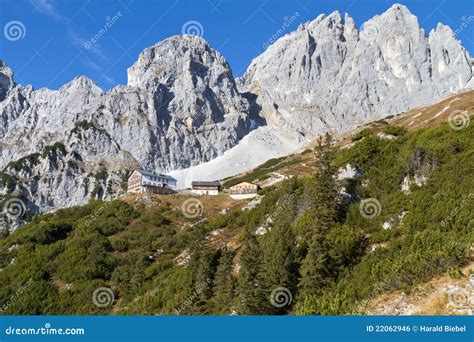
[174,89,474,189]
[0,3,473,214]
[171,4,474,188]
[1,36,250,171]
[238,4,473,138]
[0,36,250,212]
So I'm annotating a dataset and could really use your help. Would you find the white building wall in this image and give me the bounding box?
[229,193,258,200]
[142,175,176,190]
[191,189,219,196]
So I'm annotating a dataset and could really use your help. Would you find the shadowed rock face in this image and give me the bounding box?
[0,3,472,214]
[0,61,14,101]
[238,4,473,138]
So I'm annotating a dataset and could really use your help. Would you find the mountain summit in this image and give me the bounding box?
[127,35,249,129]
[238,3,472,137]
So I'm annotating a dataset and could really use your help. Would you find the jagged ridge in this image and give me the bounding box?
[238,3,473,137]
[0,3,472,214]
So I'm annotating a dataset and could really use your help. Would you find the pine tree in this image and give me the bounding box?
[237,232,265,315]
[211,248,236,314]
[298,233,334,296]
[260,187,299,315]
[188,247,220,314]
[309,133,340,234]
[298,133,340,296]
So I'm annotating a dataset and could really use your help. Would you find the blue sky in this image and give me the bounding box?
[1,0,473,90]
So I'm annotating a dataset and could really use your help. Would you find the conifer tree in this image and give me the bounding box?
[298,133,340,296]
[237,232,265,315]
[298,233,334,296]
[309,133,340,233]
[211,248,235,314]
[260,184,299,315]
[189,247,220,314]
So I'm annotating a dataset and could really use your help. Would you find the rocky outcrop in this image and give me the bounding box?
[337,164,363,180]
[0,61,14,101]
[238,4,473,138]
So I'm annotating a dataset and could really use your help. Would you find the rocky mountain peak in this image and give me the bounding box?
[60,76,103,95]
[239,3,473,137]
[385,3,414,16]
[361,3,421,42]
[431,22,456,38]
[127,35,233,89]
[127,34,247,127]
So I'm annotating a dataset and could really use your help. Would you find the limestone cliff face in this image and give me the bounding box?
[0,36,250,213]
[238,4,473,138]
[0,4,472,215]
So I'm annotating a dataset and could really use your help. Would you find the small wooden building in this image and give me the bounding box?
[191,181,220,196]
[127,169,177,194]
